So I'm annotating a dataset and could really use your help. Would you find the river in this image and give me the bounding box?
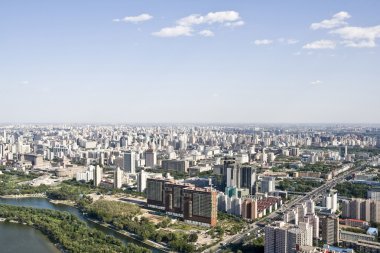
[0,197,163,253]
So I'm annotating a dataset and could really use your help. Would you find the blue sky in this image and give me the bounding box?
[1,0,380,123]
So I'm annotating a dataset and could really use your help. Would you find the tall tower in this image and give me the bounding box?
[94,165,102,187]
[123,151,136,173]
[114,167,123,189]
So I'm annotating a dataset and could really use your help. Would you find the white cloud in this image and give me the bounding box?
[254,39,273,45]
[177,11,241,27]
[286,39,299,44]
[114,13,153,24]
[152,26,193,37]
[20,80,29,85]
[278,38,299,44]
[330,25,380,48]
[310,80,322,85]
[225,20,245,28]
[153,11,243,37]
[303,40,336,49]
[199,30,214,37]
[310,11,351,30]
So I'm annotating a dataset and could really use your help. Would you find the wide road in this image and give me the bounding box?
[205,163,366,253]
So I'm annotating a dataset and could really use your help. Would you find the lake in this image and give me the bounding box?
[0,197,162,253]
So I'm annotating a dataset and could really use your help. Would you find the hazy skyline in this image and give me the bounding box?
[1,0,380,123]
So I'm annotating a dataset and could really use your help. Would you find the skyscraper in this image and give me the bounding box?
[145,149,157,168]
[94,165,102,187]
[240,166,256,194]
[137,170,148,193]
[123,151,135,173]
[114,167,123,189]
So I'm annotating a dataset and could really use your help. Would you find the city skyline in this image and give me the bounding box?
[1,0,380,123]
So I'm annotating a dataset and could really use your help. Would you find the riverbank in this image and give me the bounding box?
[0,193,46,199]
[0,197,165,253]
[0,204,151,253]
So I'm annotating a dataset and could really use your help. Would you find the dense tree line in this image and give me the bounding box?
[278,179,323,192]
[335,182,371,198]
[0,204,150,253]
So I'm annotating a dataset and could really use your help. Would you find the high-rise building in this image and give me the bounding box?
[183,187,217,227]
[261,176,275,193]
[145,149,157,168]
[161,159,189,173]
[339,145,348,158]
[94,165,102,187]
[341,198,380,223]
[146,178,169,210]
[321,215,339,245]
[114,167,123,189]
[137,170,148,192]
[164,181,190,217]
[322,189,338,212]
[368,188,380,201]
[146,177,218,227]
[242,198,258,220]
[123,151,136,173]
[240,166,256,194]
[304,213,320,239]
[305,199,315,215]
[264,221,313,253]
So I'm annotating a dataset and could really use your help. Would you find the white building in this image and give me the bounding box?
[323,189,338,212]
[93,165,102,187]
[114,167,123,189]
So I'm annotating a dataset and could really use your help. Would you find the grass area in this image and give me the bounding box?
[0,170,49,195]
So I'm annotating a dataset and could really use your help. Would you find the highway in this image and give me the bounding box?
[205,163,366,253]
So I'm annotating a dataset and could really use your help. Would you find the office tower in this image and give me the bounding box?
[123,151,136,173]
[114,167,123,189]
[240,166,256,194]
[242,198,258,220]
[261,176,275,193]
[183,187,217,227]
[222,158,238,188]
[377,136,380,148]
[94,165,102,187]
[231,196,242,216]
[339,145,348,158]
[322,189,338,212]
[146,178,168,210]
[137,170,148,192]
[164,181,189,217]
[321,215,339,245]
[145,149,157,168]
[305,199,315,214]
[217,192,228,212]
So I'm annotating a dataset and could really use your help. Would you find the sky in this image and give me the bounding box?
[1,0,380,124]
